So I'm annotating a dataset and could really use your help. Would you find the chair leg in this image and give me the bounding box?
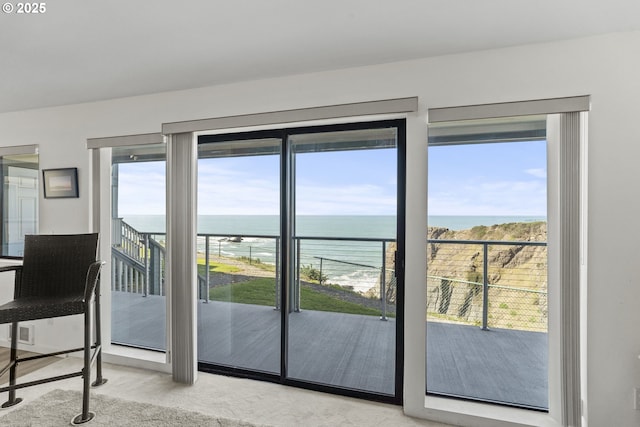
[92,289,107,388]
[1,322,23,408]
[71,309,95,425]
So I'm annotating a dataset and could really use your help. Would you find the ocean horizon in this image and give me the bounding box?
[122,214,547,236]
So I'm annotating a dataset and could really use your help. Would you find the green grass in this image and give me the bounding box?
[300,286,382,316]
[196,258,241,275]
[210,278,276,306]
[209,277,384,317]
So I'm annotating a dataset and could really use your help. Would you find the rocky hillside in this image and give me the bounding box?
[428,221,548,331]
[372,221,548,331]
[427,221,547,291]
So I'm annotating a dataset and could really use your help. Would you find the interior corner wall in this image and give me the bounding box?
[0,30,638,426]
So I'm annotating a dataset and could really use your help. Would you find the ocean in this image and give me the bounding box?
[121,214,546,293]
[123,214,546,235]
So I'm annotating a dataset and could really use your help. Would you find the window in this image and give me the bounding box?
[426,116,549,410]
[1,152,39,257]
[86,132,169,364]
[110,142,167,352]
[402,97,589,426]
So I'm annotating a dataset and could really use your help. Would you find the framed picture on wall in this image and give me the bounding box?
[42,168,79,198]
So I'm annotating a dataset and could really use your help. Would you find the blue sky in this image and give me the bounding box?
[116,141,546,216]
[428,141,547,216]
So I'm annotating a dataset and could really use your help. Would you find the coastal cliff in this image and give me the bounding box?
[373,221,548,330]
[427,221,547,290]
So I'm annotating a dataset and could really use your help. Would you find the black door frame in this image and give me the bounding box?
[197,119,406,405]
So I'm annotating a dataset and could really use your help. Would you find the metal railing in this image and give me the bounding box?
[195,233,280,305]
[112,218,166,296]
[426,239,547,332]
[111,221,548,331]
[195,234,396,319]
[292,236,396,319]
[111,221,396,319]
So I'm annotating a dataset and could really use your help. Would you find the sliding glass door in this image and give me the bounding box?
[197,134,282,375]
[196,120,404,402]
[286,127,400,396]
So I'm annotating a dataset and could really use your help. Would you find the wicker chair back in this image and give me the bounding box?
[18,233,99,298]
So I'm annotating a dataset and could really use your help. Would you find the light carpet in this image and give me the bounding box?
[0,389,268,427]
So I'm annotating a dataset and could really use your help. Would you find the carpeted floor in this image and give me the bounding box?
[0,389,267,427]
[0,356,451,426]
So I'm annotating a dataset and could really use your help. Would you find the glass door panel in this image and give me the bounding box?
[426,116,549,409]
[197,136,282,374]
[111,143,167,351]
[1,154,39,257]
[286,127,399,395]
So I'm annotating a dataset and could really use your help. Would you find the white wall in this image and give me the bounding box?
[0,30,639,426]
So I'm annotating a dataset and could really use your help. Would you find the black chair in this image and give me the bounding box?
[0,233,107,425]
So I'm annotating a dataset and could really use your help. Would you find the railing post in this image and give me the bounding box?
[275,237,280,310]
[204,235,210,303]
[249,246,252,265]
[319,257,323,286]
[380,241,388,321]
[111,261,116,292]
[124,265,129,292]
[158,244,164,296]
[117,260,122,292]
[482,242,489,330]
[295,238,301,312]
[143,234,149,297]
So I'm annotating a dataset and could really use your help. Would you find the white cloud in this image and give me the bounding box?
[429,178,547,216]
[295,184,396,215]
[525,168,547,178]
[117,170,166,215]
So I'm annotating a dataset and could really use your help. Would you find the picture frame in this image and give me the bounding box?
[42,168,79,199]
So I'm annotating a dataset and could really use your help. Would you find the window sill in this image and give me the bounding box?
[103,344,171,374]
[415,395,561,427]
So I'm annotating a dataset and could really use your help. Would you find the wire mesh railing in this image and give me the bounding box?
[426,239,547,332]
[197,234,397,319]
[292,237,396,318]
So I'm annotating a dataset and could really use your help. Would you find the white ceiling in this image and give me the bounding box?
[2,0,639,114]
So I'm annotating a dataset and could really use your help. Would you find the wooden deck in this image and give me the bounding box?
[426,322,547,409]
[112,291,547,409]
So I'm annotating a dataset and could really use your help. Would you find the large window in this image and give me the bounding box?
[1,153,38,257]
[409,97,588,427]
[110,143,167,351]
[426,116,549,410]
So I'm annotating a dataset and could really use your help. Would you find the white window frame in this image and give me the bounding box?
[87,133,171,373]
[403,96,589,427]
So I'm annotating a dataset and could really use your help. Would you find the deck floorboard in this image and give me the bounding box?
[112,292,547,409]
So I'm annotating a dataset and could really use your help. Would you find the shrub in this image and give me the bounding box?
[300,264,328,284]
